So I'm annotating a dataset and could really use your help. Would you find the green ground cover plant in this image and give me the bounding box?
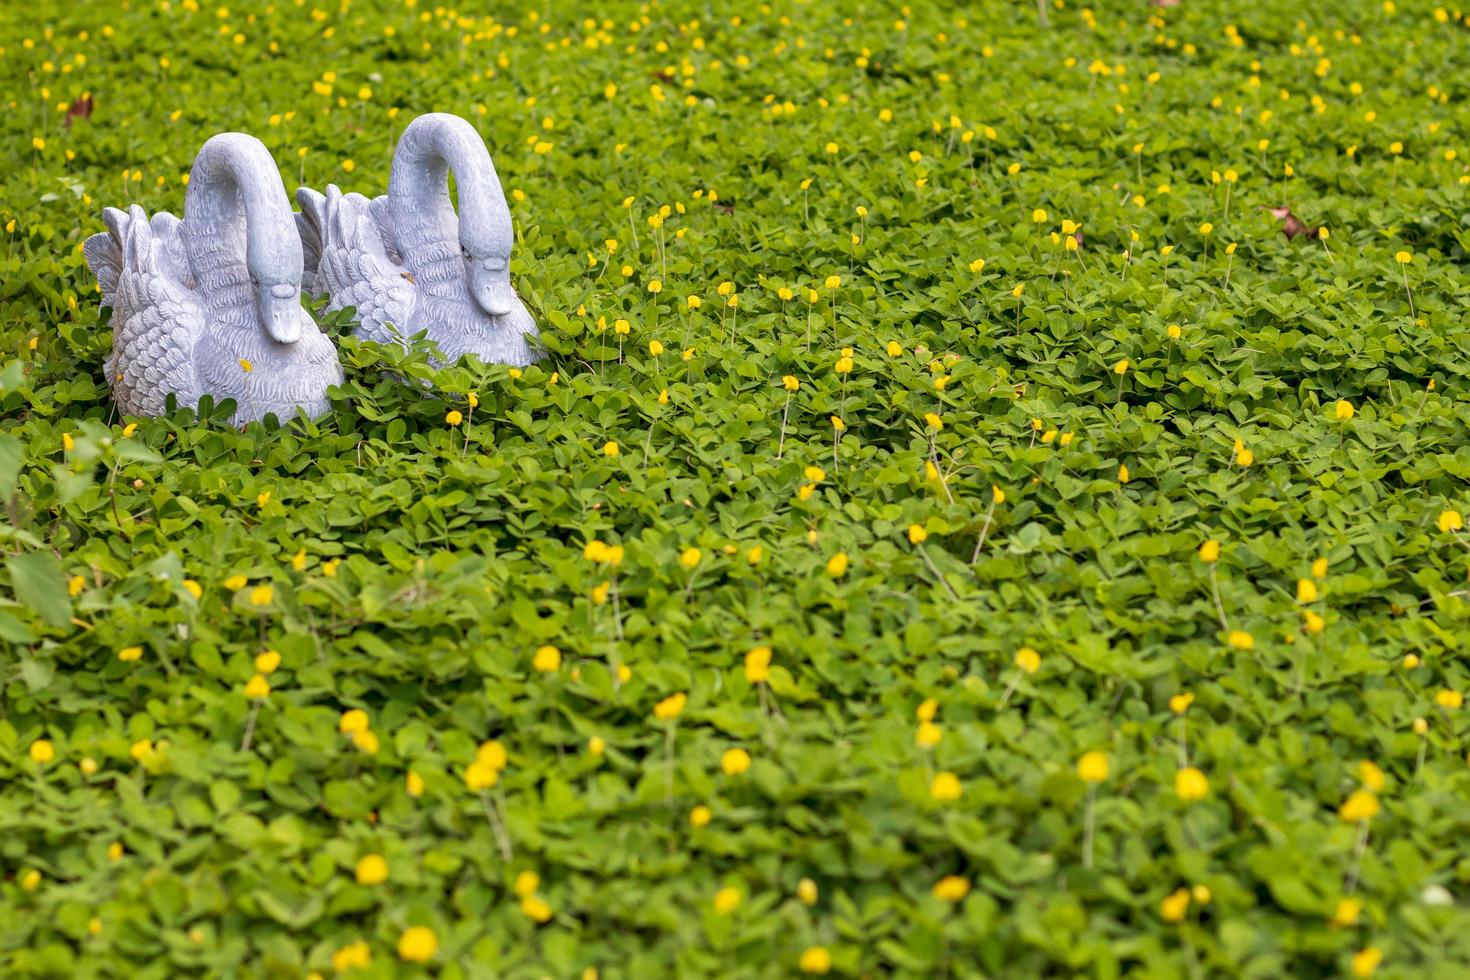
[4,0,1470,976]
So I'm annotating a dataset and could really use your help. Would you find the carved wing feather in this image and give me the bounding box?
[104,206,205,416]
[297,185,416,346]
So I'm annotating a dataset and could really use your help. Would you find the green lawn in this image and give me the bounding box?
[4,0,1470,976]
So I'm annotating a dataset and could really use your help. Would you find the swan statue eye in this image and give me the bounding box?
[249,274,260,286]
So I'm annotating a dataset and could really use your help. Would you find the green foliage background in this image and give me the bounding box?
[4,0,1470,976]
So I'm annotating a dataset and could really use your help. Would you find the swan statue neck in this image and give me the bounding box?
[184,133,302,300]
[388,113,512,260]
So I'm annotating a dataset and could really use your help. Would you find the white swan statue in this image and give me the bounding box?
[84,133,343,425]
[295,112,540,367]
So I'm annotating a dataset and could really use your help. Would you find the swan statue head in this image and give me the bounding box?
[388,113,520,318]
[186,132,308,344]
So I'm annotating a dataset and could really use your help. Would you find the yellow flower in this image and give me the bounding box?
[129,739,154,762]
[1078,751,1110,783]
[907,524,928,545]
[1438,510,1464,532]
[446,409,464,426]
[1117,464,1130,483]
[680,547,701,569]
[464,759,498,791]
[182,579,202,599]
[477,740,508,771]
[339,709,369,734]
[602,441,619,457]
[648,279,663,294]
[1330,897,1362,928]
[1031,208,1048,223]
[1014,646,1041,674]
[744,646,771,683]
[721,747,751,775]
[406,770,424,797]
[356,854,388,885]
[826,552,849,577]
[782,375,800,392]
[1437,689,1463,709]
[1359,760,1385,792]
[1169,692,1194,714]
[799,946,832,974]
[1297,579,1318,603]
[29,739,55,765]
[930,771,963,801]
[992,485,1006,505]
[916,698,938,722]
[513,870,540,897]
[224,574,248,590]
[244,674,270,698]
[1394,251,1412,265]
[797,878,818,905]
[1160,888,1191,922]
[532,645,561,672]
[932,876,970,902]
[1227,630,1254,650]
[713,886,742,913]
[805,466,826,482]
[397,926,438,963]
[915,722,942,748]
[521,895,553,922]
[21,869,41,891]
[1198,540,1221,563]
[1414,717,1429,735]
[924,412,943,431]
[1312,557,1329,579]
[824,141,839,155]
[32,136,46,151]
[239,358,253,373]
[654,692,687,721]
[118,645,144,662]
[824,275,841,290]
[352,730,380,755]
[689,804,712,828]
[833,356,853,374]
[332,940,373,975]
[1167,324,1182,340]
[1334,399,1355,421]
[249,584,274,606]
[1175,767,1209,801]
[1339,790,1380,822]
[79,757,98,776]
[1351,947,1382,978]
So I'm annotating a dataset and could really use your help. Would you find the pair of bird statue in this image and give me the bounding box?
[83,113,539,426]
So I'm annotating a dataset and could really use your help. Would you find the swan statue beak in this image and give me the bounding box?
[467,256,518,317]
[258,282,304,345]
